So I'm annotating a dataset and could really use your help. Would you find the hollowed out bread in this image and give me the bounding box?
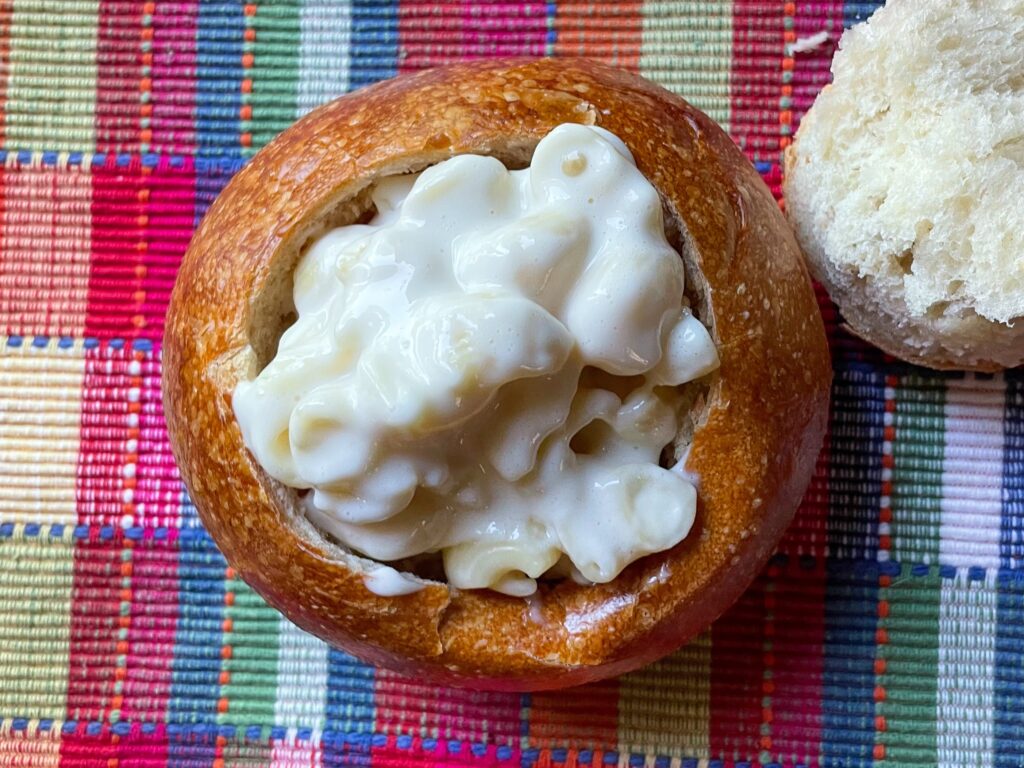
[784,0,1024,370]
[163,59,830,690]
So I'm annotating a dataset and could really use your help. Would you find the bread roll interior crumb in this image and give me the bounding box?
[785,0,1024,370]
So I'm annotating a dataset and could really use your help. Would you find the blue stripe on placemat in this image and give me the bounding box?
[168,544,226,739]
[197,1,244,156]
[843,1,884,28]
[828,366,885,560]
[323,651,377,767]
[349,0,399,91]
[1003,373,1024,569]
[822,560,880,767]
[995,570,1024,766]
[193,158,246,229]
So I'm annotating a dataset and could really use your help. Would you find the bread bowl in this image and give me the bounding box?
[163,58,831,690]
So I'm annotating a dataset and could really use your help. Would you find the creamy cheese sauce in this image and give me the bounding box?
[234,123,719,596]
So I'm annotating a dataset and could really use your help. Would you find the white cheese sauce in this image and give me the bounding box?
[234,124,719,596]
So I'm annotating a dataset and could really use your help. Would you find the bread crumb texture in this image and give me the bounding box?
[786,0,1024,369]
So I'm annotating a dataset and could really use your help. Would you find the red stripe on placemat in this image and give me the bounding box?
[398,3,547,72]
[62,535,129,723]
[65,344,140,728]
[96,0,144,153]
[120,533,178,727]
[86,157,146,340]
[791,1,841,131]
[85,158,194,340]
[730,0,786,162]
[554,2,641,70]
[398,3,465,72]
[373,670,521,758]
[710,573,766,762]
[778,285,837,559]
[772,559,826,765]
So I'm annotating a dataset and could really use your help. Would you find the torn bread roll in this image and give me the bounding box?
[163,59,830,690]
[784,0,1024,370]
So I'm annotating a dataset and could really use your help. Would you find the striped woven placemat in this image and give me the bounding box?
[2,1,1022,766]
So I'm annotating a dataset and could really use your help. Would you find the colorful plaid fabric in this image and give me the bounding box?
[1,1,1021,766]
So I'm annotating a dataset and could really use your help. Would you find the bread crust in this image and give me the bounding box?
[164,59,831,690]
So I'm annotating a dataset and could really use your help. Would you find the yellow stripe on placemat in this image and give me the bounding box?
[0,525,75,721]
[640,0,733,132]
[0,339,86,524]
[617,630,711,759]
[5,0,100,151]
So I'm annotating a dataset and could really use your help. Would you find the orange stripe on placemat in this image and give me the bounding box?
[528,679,619,754]
[554,2,642,70]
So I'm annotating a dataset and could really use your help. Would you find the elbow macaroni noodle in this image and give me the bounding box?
[233,124,720,596]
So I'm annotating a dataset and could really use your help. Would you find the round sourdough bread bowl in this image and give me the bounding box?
[163,58,831,690]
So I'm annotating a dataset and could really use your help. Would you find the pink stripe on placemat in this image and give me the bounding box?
[463,2,547,59]
[121,536,178,725]
[139,159,195,340]
[730,0,785,162]
[151,2,199,154]
[137,350,182,527]
[66,343,141,725]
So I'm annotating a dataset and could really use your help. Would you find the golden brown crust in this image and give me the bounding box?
[164,59,831,690]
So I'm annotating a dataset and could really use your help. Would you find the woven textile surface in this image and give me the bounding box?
[1,1,1021,766]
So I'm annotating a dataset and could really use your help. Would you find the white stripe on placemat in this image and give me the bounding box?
[275,615,330,731]
[937,568,996,768]
[939,375,1006,569]
[297,0,352,116]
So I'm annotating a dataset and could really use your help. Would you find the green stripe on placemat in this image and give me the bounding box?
[892,375,946,564]
[250,1,302,152]
[220,576,281,724]
[0,528,74,719]
[877,567,941,766]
